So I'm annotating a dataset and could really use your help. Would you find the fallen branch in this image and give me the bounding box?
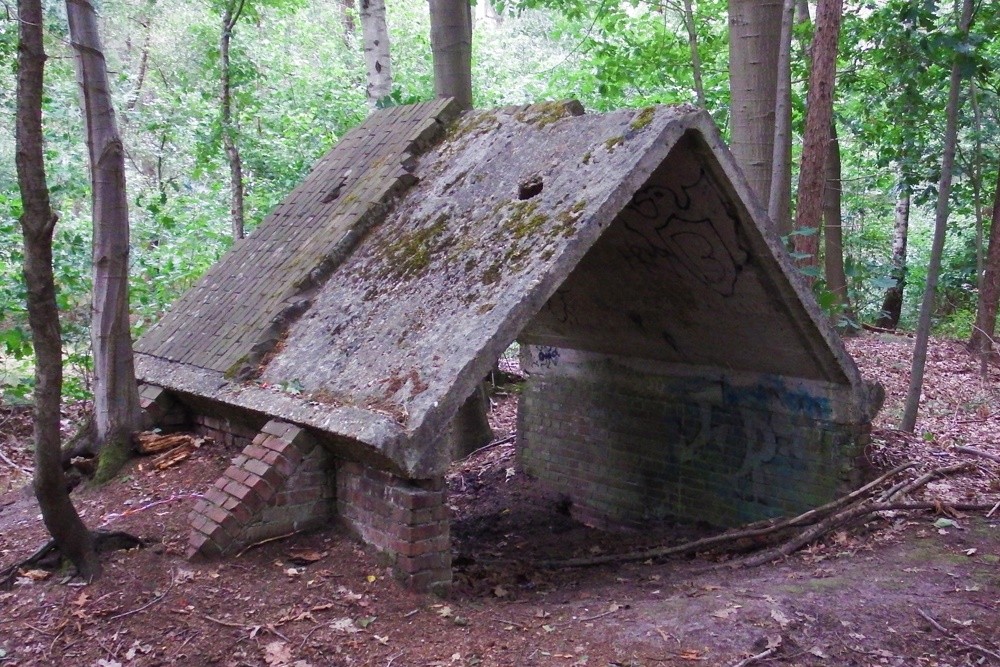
[536,462,916,568]
[723,501,995,571]
[878,463,975,502]
[952,445,1000,465]
[917,608,1000,662]
[0,449,31,475]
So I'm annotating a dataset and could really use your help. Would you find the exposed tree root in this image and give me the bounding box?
[0,530,143,589]
[536,462,990,570]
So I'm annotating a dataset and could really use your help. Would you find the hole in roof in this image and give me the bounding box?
[518,175,543,200]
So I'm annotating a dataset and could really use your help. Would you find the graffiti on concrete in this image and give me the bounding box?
[536,346,560,368]
[620,167,748,297]
[545,288,577,325]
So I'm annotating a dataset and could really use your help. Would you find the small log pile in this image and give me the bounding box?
[132,432,206,471]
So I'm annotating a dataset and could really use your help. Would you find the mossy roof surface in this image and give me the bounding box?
[136,100,870,477]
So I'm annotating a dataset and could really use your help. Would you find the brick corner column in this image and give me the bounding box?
[137,383,188,431]
[337,463,452,594]
[187,419,331,559]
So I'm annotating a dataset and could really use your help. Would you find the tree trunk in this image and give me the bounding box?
[876,186,910,330]
[340,0,356,43]
[792,0,843,281]
[728,0,786,228]
[429,0,473,110]
[360,0,393,107]
[823,121,852,322]
[66,0,143,482]
[681,0,706,107]
[221,0,246,240]
[900,0,974,433]
[18,0,101,579]
[968,166,1000,366]
[767,0,795,232]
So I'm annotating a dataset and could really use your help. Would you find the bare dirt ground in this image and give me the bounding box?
[0,333,998,667]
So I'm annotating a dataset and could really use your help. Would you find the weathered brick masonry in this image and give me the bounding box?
[337,463,451,593]
[518,346,872,529]
[188,419,335,558]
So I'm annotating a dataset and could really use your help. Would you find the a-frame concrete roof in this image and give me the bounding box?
[136,99,875,478]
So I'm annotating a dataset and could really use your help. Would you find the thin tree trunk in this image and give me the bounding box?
[221,0,246,240]
[340,0,356,43]
[18,0,101,579]
[767,0,794,232]
[360,0,392,107]
[901,0,974,433]
[969,79,984,298]
[968,167,1000,367]
[681,0,706,107]
[728,0,784,223]
[429,0,473,110]
[823,121,852,321]
[876,185,910,330]
[66,0,143,482]
[792,0,843,281]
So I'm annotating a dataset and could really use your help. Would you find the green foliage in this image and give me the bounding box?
[2,0,998,407]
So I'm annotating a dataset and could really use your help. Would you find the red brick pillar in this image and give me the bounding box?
[337,462,451,593]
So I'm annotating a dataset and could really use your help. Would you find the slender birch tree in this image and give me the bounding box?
[360,0,392,107]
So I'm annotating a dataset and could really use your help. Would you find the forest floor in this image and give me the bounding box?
[0,333,998,667]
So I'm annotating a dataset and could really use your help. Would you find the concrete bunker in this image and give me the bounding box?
[134,99,882,592]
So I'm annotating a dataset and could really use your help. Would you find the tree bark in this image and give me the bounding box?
[728,0,786,228]
[792,0,843,282]
[823,121,852,320]
[681,0,706,107]
[767,0,794,232]
[429,0,473,110]
[221,0,246,240]
[968,166,1000,365]
[360,0,393,107]
[876,186,910,330]
[17,0,100,579]
[66,0,143,481]
[901,0,974,433]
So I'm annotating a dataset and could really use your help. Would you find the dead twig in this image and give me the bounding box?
[235,530,303,557]
[879,463,975,502]
[728,646,778,667]
[952,445,1000,465]
[107,575,174,621]
[0,449,31,474]
[917,608,1000,662]
[491,616,528,630]
[203,614,247,628]
[461,435,516,462]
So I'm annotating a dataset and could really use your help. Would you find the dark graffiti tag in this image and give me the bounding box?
[621,167,749,297]
[536,346,560,368]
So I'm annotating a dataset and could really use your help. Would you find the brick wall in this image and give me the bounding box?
[518,345,871,529]
[337,462,451,593]
[188,420,335,558]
